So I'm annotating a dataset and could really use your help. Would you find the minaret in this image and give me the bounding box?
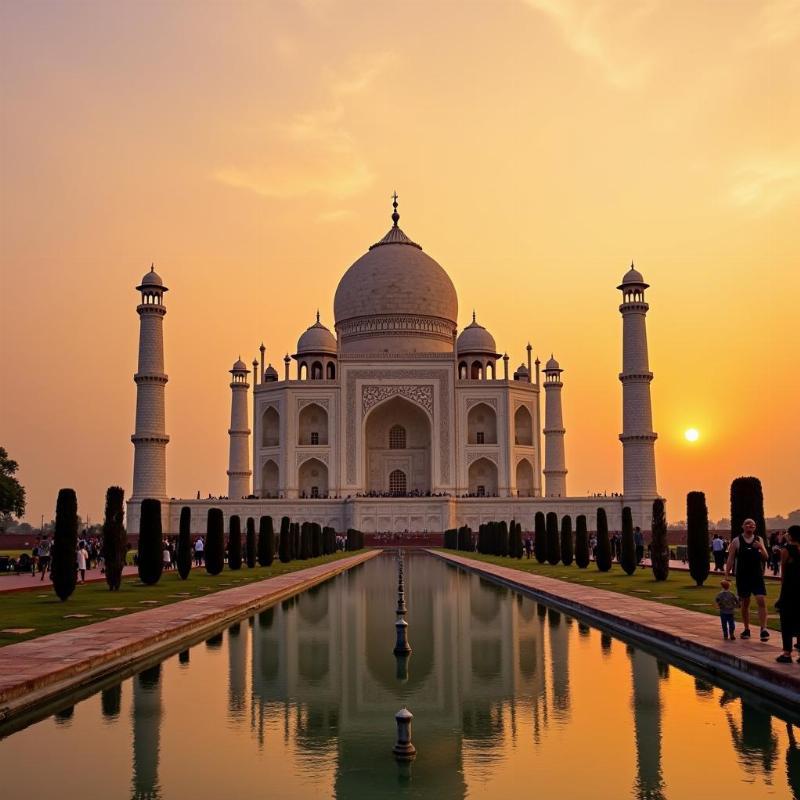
[618,264,658,499]
[131,265,169,502]
[543,355,567,497]
[227,357,251,499]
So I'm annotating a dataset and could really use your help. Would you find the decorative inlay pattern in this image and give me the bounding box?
[467,452,498,467]
[466,397,498,410]
[346,369,451,484]
[337,314,455,342]
[362,384,433,416]
[297,398,330,412]
[296,450,329,467]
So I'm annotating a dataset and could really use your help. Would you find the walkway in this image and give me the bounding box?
[0,565,140,593]
[431,551,799,712]
[0,550,380,727]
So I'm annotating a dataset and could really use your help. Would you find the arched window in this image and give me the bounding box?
[470,361,483,380]
[389,469,407,494]
[458,361,468,380]
[326,362,336,379]
[389,425,406,449]
[311,361,323,380]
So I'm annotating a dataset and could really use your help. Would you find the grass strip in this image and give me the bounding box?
[0,551,357,646]
[443,551,783,631]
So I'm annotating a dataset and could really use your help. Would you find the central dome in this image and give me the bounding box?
[334,204,458,354]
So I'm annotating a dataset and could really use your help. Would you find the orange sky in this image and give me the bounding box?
[1,1,798,525]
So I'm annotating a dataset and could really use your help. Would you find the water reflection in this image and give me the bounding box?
[132,665,162,800]
[3,552,798,800]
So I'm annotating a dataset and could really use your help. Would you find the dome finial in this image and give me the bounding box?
[150,263,155,272]
[391,191,399,227]
[630,260,635,270]
[472,309,476,323]
[316,309,320,324]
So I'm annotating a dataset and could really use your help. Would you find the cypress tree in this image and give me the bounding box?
[52,488,78,601]
[102,486,126,591]
[730,476,766,543]
[620,507,636,575]
[546,512,561,565]
[176,506,192,580]
[311,522,322,558]
[595,508,612,572]
[292,522,300,560]
[299,522,310,559]
[228,515,242,570]
[205,508,225,575]
[687,491,710,586]
[259,516,275,566]
[574,514,590,568]
[650,498,670,581]
[445,528,454,549]
[137,498,163,586]
[245,517,256,568]
[499,521,509,557]
[534,512,547,563]
[560,515,574,566]
[278,516,291,563]
[511,522,523,558]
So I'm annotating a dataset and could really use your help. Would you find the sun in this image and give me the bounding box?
[684,428,700,442]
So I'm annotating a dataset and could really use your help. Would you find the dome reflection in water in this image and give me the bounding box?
[0,552,798,800]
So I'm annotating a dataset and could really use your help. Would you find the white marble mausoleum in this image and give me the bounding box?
[127,198,660,533]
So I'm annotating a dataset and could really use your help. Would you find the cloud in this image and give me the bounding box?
[213,53,396,201]
[520,0,658,89]
[728,157,800,213]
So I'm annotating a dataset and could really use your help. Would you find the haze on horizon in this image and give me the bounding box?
[1,0,798,525]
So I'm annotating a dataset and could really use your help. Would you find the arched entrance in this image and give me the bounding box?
[468,457,498,496]
[261,459,279,497]
[516,458,534,497]
[298,458,328,498]
[364,396,431,494]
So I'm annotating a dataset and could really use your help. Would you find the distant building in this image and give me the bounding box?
[128,198,659,533]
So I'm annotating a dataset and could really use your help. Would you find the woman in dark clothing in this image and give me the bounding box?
[776,525,800,664]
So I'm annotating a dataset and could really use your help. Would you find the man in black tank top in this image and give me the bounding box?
[725,518,769,640]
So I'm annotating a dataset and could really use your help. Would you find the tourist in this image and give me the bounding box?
[725,518,770,641]
[194,536,205,566]
[38,535,51,581]
[775,525,800,664]
[634,526,644,565]
[714,579,739,640]
[524,536,532,558]
[770,532,783,576]
[711,533,726,572]
[76,541,88,584]
[162,541,172,571]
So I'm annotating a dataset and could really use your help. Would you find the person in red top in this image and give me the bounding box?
[725,518,770,641]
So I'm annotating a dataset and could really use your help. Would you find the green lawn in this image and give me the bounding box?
[445,551,783,631]
[0,551,358,646]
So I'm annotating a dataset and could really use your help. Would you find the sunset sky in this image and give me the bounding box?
[1,0,798,525]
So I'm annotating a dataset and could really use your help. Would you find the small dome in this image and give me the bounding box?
[231,357,248,372]
[545,354,560,371]
[137,264,167,291]
[457,313,497,355]
[513,363,529,380]
[618,262,648,288]
[296,313,337,356]
[264,363,279,382]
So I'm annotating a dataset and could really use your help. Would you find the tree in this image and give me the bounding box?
[595,508,612,572]
[245,517,256,568]
[534,512,547,563]
[137,499,163,585]
[560,515,574,566]
[730,477,766,543]
[228,515,242,570]
[51,488,78,601]
[311,522,322,558]
[258,516,275,567]
[205,508,225,575]
[545,512,561,565]
[0,446,26,527]
[510,522,523,558]
[103,486,127,590]
[278,516,291,563]
[177,506,192,580]
[687,491,710,586]
[574,515,590,568]
[499,520,509,557]
[620,506,636,575]
[650,498,670,581]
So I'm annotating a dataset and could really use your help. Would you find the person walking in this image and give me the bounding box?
[715,579,740,640]
[712,533,726,572]
[725,518,770,641]
[775,525,800,663]
[76,542,88,584]
[38,535,51,581]
[194,536,204,566]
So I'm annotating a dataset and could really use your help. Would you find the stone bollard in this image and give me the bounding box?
[393,707,416,760]
[394,617,412,654]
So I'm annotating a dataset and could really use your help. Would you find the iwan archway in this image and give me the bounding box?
[364,395,431,494]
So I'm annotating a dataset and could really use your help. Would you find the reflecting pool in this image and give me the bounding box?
[1,552,798,799]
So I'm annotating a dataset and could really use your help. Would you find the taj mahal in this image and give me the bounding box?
[126,197,660,534]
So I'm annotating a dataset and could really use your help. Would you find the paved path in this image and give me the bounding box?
[0,566,140,593]
[0,550,380,726]
[431,551,799,711]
